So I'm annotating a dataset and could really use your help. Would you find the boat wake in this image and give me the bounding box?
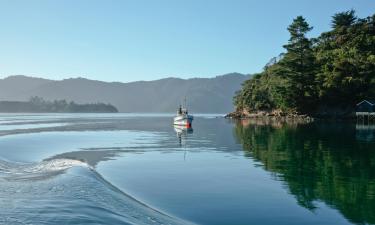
[0,158,192,225]
[0,158,90,181]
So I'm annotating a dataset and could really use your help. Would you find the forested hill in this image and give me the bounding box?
[234,10,375,118]
[0,97,118,113]
[0,73,250,113]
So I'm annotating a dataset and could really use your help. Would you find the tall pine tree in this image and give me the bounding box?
[278,16,317,113]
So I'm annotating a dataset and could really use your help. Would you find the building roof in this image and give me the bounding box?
[356,100,375,106]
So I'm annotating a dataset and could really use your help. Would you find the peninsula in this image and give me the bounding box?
[229,10,375,119]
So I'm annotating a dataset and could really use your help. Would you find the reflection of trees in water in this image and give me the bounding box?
[356,124,375,142]
[234,120,375,225]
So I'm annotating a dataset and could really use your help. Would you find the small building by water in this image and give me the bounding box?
[356,100,375,123]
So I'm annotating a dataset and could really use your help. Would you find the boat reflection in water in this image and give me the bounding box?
[173,125,193,147]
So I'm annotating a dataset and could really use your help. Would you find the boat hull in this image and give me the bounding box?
[173,115,193,127]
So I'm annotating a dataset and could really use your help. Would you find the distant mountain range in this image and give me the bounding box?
[0,73,250,113]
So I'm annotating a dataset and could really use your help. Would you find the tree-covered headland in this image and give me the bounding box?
[233,10,375,118]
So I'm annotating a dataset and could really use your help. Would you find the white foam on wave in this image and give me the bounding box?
[25,158,89,173]
[0,158,90,180]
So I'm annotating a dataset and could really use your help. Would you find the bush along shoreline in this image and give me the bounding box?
[231,10,375,120]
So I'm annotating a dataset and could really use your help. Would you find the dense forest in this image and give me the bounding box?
[0,97,118,113]
[234,10,375,117]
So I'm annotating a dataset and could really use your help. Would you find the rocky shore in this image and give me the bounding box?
[225,109,313,121]
[225,108,356,122]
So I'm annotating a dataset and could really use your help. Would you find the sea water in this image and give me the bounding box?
[0,113,373,225]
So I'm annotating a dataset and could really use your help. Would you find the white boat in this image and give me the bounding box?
[173,101,193,128]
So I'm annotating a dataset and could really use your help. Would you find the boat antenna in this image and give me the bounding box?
[184,96,187,109]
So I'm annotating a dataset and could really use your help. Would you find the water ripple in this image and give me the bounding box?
[0,158,192,225]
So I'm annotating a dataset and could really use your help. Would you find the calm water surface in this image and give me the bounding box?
[0,113,374,225]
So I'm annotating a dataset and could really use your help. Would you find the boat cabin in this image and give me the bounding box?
[177,105,188,115]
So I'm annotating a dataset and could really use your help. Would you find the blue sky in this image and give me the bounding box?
[0,0,374,82]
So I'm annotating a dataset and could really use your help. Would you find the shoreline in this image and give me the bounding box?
[225,110,357,122]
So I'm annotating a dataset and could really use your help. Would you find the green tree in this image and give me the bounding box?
[278,16,317,113]
[332,9,357,29]
[315,10,375,107]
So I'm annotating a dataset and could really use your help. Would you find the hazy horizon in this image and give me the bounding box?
[0,72,247,83]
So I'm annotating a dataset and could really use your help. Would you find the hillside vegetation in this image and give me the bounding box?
[234,10,375,117]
